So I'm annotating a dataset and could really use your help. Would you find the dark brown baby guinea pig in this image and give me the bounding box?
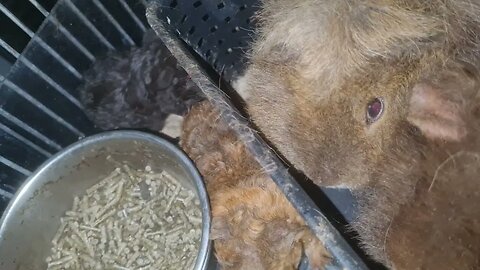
[238,0,480,189]
[79,29,203,131]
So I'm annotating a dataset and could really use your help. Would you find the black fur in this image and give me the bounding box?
[79,30,204,131]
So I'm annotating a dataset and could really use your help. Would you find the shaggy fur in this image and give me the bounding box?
[180,101,330,270]
[238,0,480,269]
[352,67,480,269]
[79,30,203,131]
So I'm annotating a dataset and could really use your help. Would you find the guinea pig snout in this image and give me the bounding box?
[298,145,368,189]
[311,163,367,189]
[316,165,336,181]
[305,158,343,187]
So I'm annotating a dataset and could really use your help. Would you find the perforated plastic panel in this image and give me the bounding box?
[157,0,259,83]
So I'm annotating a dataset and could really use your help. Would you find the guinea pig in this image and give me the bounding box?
[235,0,480,269]
[79,29,203,132]
[351,65,480,269]
[180,101,330,270]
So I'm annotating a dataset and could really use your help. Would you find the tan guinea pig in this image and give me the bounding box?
[236,0,480,269]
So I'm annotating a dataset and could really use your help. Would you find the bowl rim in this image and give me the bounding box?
[0,130,212,270]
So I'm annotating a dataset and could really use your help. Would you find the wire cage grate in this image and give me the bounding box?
[0,0,149,210]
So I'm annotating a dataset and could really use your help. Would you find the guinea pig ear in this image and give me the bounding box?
[408,82,467,142]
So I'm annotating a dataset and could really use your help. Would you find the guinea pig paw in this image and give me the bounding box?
[303,232,330,269]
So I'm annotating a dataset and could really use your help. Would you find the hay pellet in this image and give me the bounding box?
[46,166,201,270]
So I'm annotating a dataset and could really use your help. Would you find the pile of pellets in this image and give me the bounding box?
[45,164,202,270]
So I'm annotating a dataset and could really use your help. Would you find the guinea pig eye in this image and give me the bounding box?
[366,97,384,124]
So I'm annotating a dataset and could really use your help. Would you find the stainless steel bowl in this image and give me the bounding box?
[0,130,212,270]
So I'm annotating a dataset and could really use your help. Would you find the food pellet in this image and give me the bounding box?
[45,165,202,270]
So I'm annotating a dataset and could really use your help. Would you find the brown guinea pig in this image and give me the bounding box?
[180,101,330,270]
[350,66,480,269]
[236,0,480,269]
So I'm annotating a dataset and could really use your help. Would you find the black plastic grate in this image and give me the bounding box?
[157,0,259,83]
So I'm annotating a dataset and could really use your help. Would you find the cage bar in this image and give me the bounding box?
[0,39,20,59]
[0,108,62,151]
[1,2,84,80]
[0,189,13,200]
[16,57,84,109]
[91,0,135,47]
[28,0,50,17]
[2,77,84,137]
[0,155,31,176]
[0,122,51,157]
[64,0,115,50]
[46,15,96,62]
[118,0,147,32]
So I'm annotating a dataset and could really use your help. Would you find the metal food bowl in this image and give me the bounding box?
[0,130,212,270]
